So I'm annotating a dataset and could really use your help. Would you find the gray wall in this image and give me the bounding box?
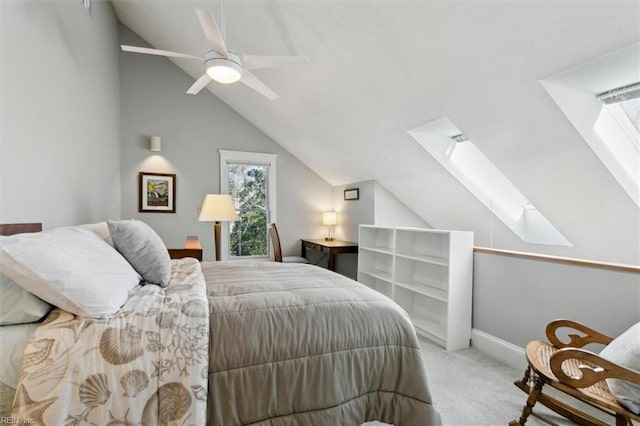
[332,180,430,243]
[327,181,375,279]
[0,1,122,227]
[118,25,333,261]
[330,180,429,279]
[333,181,375,243]
[473,251,640,348]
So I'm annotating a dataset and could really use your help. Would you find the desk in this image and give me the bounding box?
[301,239,358,271]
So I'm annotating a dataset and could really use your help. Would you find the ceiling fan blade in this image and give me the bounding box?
[242,55,310,71]
[239,70,279,100]
[121,45,202,61]
[195,9,228,58]
[187,74,213,95]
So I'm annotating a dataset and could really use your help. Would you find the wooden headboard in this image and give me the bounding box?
[0,223,42,236]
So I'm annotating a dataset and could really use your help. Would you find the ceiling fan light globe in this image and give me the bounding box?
[207,64,242,84]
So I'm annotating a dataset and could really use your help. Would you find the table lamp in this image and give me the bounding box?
[323,211,337,241]
[198,194,239,261]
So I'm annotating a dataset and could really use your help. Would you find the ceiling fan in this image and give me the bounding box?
[121,8,309,100]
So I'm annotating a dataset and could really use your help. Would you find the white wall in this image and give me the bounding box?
[374,183,430,229]
[118,25,333,261]
[0,1,122,227]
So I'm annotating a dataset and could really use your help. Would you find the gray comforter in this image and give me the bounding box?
[203,261,441,425]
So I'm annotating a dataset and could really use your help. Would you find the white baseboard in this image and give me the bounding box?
[471,328,527,370]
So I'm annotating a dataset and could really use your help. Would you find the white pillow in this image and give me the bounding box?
[0,227,141,318]
[0,273,51,325]
[76,222,114,247]
[599,322,640,414]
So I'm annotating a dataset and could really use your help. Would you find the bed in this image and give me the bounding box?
[0,221,441,425]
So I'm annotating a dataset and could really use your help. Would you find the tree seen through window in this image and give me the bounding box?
[228,164,269,257]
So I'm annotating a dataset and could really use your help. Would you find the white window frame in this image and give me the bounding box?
[219,150,277,261]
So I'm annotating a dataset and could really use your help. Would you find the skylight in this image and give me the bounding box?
[593,85,640,203]
[408,117,572,247]
[598,83,640,142]
[540,42,640,208]
[613,92,640,133]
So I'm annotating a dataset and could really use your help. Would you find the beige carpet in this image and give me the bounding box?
[418,337,618,426]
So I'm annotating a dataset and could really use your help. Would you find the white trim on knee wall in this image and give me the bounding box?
[471,329,527,370]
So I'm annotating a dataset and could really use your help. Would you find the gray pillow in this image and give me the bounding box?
[107,220,171,287]
[599,322,640,414]
[0,273,51,325]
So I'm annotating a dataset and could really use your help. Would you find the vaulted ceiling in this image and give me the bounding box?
[111,1,640,264]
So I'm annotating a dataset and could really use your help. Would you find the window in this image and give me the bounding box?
[594,83,640,201]
[540,42,640,207]
[611,90,640,133]
[220,150,277,260]
[408,117,571,246]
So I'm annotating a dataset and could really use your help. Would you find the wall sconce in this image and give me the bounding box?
[323,211,337,241]
[149,136,162,152]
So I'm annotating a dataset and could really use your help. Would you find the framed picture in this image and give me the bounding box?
[344,188,359,201]
[139,172,176,213]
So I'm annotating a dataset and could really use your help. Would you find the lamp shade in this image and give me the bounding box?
[185,235,201,249]
[198,194,239,222]
[322,211,337,225]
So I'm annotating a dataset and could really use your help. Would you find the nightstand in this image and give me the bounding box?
[168,236,203,261]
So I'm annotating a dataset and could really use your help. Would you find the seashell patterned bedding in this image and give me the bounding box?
[11,257,208,425]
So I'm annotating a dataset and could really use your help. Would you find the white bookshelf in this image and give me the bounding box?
[358,226,395,284]
[358,226,473,351]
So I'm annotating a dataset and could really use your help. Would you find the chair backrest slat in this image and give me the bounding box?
[268,223,283,262]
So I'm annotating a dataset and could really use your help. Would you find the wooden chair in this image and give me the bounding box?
[268,223,308,264]
[510,319,640,426]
